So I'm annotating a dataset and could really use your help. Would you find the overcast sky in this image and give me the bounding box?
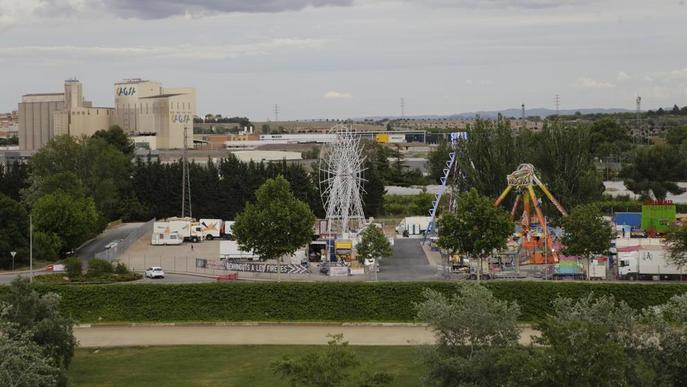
[0,0,685,119]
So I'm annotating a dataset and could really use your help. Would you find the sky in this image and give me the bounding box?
[0,0,685,120]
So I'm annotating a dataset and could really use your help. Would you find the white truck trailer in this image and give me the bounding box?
[167,218,204,243]
[396,216,431,236]
[219,240,259,261]
[199,218,223,240]
[618,249,686,281]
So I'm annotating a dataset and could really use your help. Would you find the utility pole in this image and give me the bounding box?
[400,97,405,118]
[636,96,642,144]
[29,214,33,283]
[521,103,526,129]
[274,104,279,122]
[181,126,192,218]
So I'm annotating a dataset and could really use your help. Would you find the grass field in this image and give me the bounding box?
[69,345,425,386]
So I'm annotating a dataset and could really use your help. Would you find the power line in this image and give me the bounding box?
[181,125,192,218]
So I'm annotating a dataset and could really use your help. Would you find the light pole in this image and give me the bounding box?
[10,251,16,272]
[29,214,33,283]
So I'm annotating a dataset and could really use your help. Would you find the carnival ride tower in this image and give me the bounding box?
[494,163,567,264]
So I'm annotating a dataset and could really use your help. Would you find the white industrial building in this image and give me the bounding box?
[18,78,196,151]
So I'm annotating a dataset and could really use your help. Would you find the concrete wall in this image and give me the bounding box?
[18,95,65,150]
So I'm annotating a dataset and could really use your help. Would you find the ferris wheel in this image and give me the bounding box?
[318,124,367,238]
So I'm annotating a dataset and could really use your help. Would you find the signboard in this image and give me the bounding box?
[328,266,349,277]
[196,258,207,268]
[375,133,389,143]
[225,262,309,274]
[335,241,352,249]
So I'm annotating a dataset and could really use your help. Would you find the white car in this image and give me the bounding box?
[145,266,165,279]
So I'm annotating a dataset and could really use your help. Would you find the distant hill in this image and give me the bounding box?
[357,107,633,121]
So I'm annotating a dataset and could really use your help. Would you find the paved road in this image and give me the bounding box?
[378,239,437,281]
[75,324,538,347]
[76,223,143,262]
[135,273,216,284]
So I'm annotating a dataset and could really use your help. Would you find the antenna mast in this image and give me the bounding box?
[181,125,192,218]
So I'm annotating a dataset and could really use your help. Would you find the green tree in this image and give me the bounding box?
[0,193,28,269]
[362,159,386,217]
[437,189,512,280]
[92,125,134,155]
[32,191,102,254]
[665,126,687,146]
[428,140,452,184]
[233,176,316,261]
[621,144,687,199]
[415,286,534,386]
[355,225,392,263]
[561,204,615,280]
[272,334,392,387]
[1,277,77,385]
[0,161,30,202]
[537,295,655,387]
[664,224,687,267]
[0,330,60,387]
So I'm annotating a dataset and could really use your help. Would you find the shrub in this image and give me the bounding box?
[63,257,82,279]
[87,258,113,276]
[114,262,129,275]
[0,281,683,324]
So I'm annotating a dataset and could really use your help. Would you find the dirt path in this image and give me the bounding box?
[75,324,539,347]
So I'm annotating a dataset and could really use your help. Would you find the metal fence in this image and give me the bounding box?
[94,219,155,261]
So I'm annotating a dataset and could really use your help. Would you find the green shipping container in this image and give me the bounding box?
[641,204,676,233]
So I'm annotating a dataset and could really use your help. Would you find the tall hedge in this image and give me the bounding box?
[1,281,685,323]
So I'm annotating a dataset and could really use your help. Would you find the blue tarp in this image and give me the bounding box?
[613,212,642,228]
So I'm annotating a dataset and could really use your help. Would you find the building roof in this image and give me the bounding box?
[22,93,64,97]
[140,93,184,99]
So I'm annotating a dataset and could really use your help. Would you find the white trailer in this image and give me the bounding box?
[619,249,686,281]
[167,218,204,243]
[151,231,183,246]
[223,221,236,239]
[589,259,607,280]
[396,216,431,236]
[199,218,223,240]
[219,240,259,261]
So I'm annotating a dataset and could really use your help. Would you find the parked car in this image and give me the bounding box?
[145,266,165,279]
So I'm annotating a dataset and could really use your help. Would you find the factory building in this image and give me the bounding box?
[113,79,196,149]
[17,78,196,151]
[18,79,113,151]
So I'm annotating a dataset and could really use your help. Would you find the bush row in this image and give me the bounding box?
[2,281,686,323]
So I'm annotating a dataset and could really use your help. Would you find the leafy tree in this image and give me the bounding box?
[87,258,114,276]
[1,277,77,385]
[416,286,532,386]
[665,126,687,146]
[233,176,315,261]
[64,257,82,279]
[0,193,28,269]
[272,334,392,387]
[0,161,30,202]
[30,135,134,221]
[0,330,60,387]
[428,140,452,184]
[621,144,687,199]
[32,191,102,254]
[362,159,386,217]
[664,224,687,267]
[530,124,604,211]
[561,204,615,280]
[92,125,134,155]
[437,189,512,280]
[356,225,392,263]
[32,231,62,262]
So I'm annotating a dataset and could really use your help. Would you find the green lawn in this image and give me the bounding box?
[69,345,425,387]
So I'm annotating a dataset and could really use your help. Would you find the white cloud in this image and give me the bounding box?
[650,67,687,82]
[616,71,630,81]
[574,77,614,89]
[324,91,352,99]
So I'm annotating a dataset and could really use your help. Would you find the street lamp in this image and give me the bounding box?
[10,251,16,272]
